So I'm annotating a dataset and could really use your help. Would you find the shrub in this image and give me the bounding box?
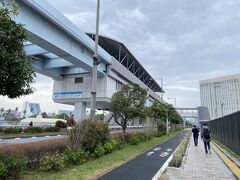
[0,162,7,178]
[45,127,60,132]
[0,128,23,134]
[69,120,109,152]
[63,149,89,165]
[0,138,67,169]
[154,131,163,137]
[109,139,122,150]
[157,123,166,134]
[111,131,147,142]
[138,135,146,142]
[94,144,105,158]
[0,152,25,179]
[128,136,141,145]
[103,142,114,154]
[25,127,43,134]
[55,120,67,128]
[39,154,65,171]
[0,127,60,135]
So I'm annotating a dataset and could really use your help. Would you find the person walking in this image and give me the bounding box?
[192,125,199,146]
[201,123,211,154]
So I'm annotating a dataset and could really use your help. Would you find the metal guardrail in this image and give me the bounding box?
[109,125,147,131]
[0,124,147,130]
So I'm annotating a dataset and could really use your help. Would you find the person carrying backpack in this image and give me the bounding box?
[201,123,211,154]
[192,125,199,146]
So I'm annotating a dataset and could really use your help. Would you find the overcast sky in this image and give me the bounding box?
[1,0,240,112]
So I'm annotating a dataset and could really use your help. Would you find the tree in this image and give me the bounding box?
[54,113,69,120]
[148,101,182,124]
[0,107,4,114]
[41,112,48,118]
[110,83,147,140]
[67,115,76,127]
[0,0,35,98]
[95,113,104,120]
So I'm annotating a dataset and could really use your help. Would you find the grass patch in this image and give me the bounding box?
[21,130,183,180]
[169,132,190,167]
[213,139,240,162]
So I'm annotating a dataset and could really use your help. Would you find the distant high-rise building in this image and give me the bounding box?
[200,74,240,119]
[22,101,41,117]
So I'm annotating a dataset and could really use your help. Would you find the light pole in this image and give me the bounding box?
[167,97,176,108]
[90,0,101,120]
[165,109,169,135]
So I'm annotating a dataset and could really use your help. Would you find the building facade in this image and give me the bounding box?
[200,74,240,119]
[22,101,41,118]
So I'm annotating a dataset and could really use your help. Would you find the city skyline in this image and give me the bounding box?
[1,0,240,112]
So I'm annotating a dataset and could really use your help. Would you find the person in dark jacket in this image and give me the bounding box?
[192,125,199,146]
[201,123,211,154]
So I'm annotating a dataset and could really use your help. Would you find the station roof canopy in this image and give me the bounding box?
[87,33,164,93]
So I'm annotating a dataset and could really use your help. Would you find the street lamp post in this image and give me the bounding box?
[90,0,101,120]
[165,109,169,135]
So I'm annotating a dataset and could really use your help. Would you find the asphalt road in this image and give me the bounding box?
[0,135,65,145]
[98,130,188,180]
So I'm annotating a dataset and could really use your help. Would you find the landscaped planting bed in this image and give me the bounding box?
[0,119,182,179]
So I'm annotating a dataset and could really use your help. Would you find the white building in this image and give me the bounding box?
[200,74,240,119]
[22,101,41,117]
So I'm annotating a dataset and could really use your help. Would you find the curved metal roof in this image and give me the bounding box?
[86,33,164,93]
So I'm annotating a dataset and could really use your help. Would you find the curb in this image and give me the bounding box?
[152,132,189,180]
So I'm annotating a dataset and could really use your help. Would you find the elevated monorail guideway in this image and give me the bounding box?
[12,0,164,121]
[14,0,111,79]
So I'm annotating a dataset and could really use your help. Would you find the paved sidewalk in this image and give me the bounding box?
[164,136,236,180]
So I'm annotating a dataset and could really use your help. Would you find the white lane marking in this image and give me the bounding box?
[159,152,169,157]
[31,137,37,138]
[147,151,154,156]
[166,148,172,152]
[153,147,161,151]
[14,138,21,140]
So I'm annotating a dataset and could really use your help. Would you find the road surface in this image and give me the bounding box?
[0,135,65,145]
[98,130,188,180]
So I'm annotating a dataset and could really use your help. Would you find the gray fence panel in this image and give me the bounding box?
[208,111,240,156]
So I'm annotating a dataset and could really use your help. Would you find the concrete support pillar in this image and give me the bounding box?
[74,102,87,122]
